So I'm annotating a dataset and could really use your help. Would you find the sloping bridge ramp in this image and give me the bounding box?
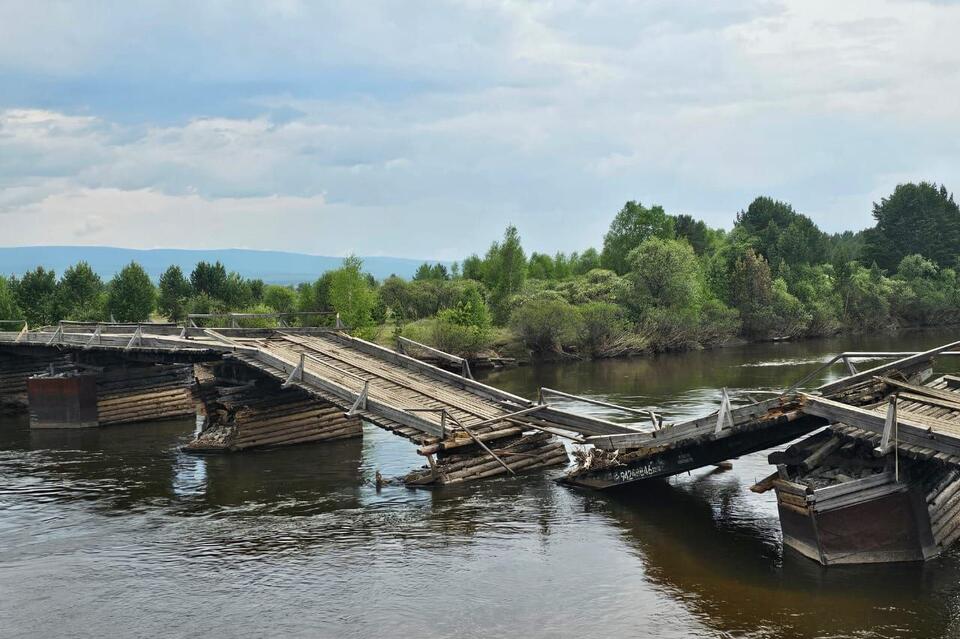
[219,330,636,454]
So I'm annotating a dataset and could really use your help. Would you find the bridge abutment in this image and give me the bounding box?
[25,362,196,429]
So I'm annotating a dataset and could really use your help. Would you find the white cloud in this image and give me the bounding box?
[1,1,958,256]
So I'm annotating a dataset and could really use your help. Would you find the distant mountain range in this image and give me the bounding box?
[0,246,444,284]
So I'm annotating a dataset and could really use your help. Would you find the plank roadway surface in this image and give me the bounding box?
[256,332,520,434]
[0,326,640,444]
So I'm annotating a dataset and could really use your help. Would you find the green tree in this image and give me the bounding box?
[327,256,377,334]
[263,284,297,315]
[12,266,58,326]
[528,252,555,280]
[461,254,485,281]
[509,294,581,354]
[157,265,192,321]
[728,249,776,337]
[625,238,701,312]
[571,247,601,275]
[673,214,716,255]
[57,261,104,321]
[413,263,449,281]
[601,201,675,275]
[484,225,528,323]
[190,261,228,299]
[864,182,960,270]
[0,277,22,321]
[107,262,155,322]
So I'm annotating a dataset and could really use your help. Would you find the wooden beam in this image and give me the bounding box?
[818,340,960,395]
[878,376,960,408]
[588,397,785,450]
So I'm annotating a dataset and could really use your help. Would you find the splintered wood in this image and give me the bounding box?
[186,376,362,452]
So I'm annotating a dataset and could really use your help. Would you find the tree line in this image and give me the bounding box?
[2,181,959,359]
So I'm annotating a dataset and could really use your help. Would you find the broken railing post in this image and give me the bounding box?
[124,325,143,351]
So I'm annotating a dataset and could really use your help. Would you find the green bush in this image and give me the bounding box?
[509,296,581,354]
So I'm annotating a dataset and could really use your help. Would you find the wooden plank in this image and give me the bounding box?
[879,377,960,408]
[801,394,960,457]
[812,471,896,501]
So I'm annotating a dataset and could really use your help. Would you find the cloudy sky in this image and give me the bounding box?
[2,0,958,259]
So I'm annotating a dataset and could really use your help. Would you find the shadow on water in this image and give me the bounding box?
[583,474,960,638]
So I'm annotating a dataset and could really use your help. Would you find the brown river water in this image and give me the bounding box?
[2,329,960,638]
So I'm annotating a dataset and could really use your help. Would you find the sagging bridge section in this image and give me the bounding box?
[5,320,960,564]
[0,321,639,484]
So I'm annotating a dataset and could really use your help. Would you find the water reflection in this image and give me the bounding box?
[591,474,960,638]
[3,328,960,638]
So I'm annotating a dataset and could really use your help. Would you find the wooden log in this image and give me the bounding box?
[800,436,844,471]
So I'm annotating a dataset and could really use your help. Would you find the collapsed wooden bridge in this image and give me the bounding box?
[3,320,960,564]
[0,321,638,484]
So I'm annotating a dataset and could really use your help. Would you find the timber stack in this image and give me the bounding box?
[186,368,362,452]
[95,363,195,426]
[0,350,71,414]
[406,432,568,485]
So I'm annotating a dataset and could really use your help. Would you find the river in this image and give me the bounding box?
[1,329,959,638]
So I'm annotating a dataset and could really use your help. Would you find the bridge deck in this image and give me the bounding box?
[0,324,640,451]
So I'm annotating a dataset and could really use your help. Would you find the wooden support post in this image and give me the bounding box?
[875,394,898,456]
[282,352,305,388]
[124,325,142,351]
[347,380,369,416]
[46,324,63,346]
[714,388,734,435]
[83,324,102,350]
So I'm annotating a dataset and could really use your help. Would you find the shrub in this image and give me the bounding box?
[509,296,581,354]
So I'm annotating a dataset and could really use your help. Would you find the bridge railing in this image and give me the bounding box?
[787,346,960,393]
[186,311,344,329]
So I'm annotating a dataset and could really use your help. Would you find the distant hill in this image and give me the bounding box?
[0,246,444,284]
